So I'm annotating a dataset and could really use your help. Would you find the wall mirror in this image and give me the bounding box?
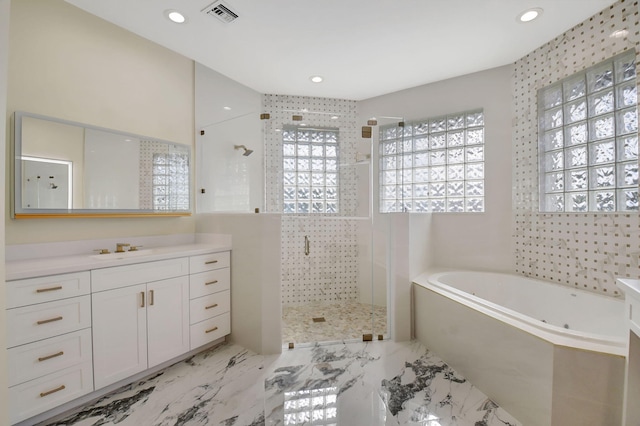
[12,111,191,218]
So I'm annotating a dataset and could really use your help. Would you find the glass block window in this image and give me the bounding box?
[379,110,485,213]
[283,387,338,425]
[282,127,339,214]
[152,152,190,210]
[539,51,638,212]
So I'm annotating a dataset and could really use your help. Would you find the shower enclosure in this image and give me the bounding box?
[197,96,390,347]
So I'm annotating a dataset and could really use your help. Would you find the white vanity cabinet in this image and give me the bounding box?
[91,258,190,389]
[6,271,93,425]
[5,245,231,425]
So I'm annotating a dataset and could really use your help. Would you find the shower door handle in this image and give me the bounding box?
[304,235,310,256]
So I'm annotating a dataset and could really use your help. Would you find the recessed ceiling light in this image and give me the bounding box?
[610,29,629,38]
[223,106,232,110]
[518,8,542,23]
[310,75,323,83]
[165,10,186,24]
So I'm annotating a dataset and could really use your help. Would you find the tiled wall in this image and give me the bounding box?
[139,140,162,209]
[280,217,360,305]
[262,94,365,306]
[513,0,640,296]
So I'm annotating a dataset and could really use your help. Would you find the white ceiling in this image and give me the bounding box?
[65,0,619,101]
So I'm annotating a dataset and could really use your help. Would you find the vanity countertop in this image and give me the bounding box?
[6,243,232,281]
[617,278,640,300]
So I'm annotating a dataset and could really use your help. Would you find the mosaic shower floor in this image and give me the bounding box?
[282,301,387,345]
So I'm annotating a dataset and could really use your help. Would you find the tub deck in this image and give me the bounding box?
[413,270,626,426]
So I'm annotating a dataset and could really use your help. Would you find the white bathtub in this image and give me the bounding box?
[413,270,627,426]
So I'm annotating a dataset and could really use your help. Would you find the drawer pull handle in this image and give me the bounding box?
[37,316,63,325]
[205,260,219,265]
[38,351,64,362]
[205,326,219,334]
[205,280,219,286]
[205,303,219,310]
[40,385,66,398]
[36,286,63,293]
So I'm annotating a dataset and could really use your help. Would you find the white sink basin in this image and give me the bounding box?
[90,249,158,260]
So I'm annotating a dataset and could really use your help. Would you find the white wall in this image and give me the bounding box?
[195,214,282,355]
[360,65,514,273]
[0,0,10,421]
[195,63,263,213]
[198,115,263,212]
[6,0,195,244]
[193,64,281,353]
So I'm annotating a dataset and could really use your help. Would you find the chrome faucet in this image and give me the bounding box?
[115,243,130,253]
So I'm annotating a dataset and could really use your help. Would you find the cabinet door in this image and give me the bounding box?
[92,284,147,389]
[147,276,190,368]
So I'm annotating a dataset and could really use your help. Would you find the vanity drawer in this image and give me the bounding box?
[9,361,93,425]
[190,312,230,350]
[8,328,92,387]
[92,257,189,292]
[6,295,91,348]
[190,268,230,299]
[189,251,230,274]
[7,271,90,309]
[190,290,230,325]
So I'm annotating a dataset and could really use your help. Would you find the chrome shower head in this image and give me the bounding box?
[234,144,253,156]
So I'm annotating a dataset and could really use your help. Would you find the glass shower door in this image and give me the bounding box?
[263,108,383,346]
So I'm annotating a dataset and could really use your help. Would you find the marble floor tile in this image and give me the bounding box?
[41,340,520,426]
[264,341,520,426]
[282,301,387,345]
[41,344,266,426]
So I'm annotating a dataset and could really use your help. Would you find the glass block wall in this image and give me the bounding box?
[139,140,190,211]
[152,151,190,211]
[539,51,638,212]
[513,0,640,296]
[379,110,485,213]
[282,127,339,214]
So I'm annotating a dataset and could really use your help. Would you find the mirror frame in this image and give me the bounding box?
[11,111,192,218]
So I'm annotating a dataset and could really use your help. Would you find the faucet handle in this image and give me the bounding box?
[128,245,143,252]
[94,248,110,255]
[115,243,130,253]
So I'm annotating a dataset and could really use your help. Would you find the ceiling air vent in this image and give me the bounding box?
[202,1,239,24]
